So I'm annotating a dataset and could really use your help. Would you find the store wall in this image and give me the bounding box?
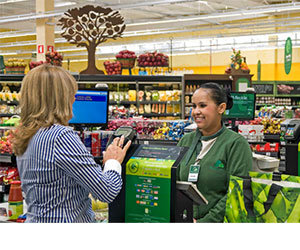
[62,47,300,81]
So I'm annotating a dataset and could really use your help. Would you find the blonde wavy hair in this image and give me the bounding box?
[12,63,78,156]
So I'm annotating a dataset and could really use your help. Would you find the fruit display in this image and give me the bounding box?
[115,50,137,68]
[107,118,191,140]
[5,58,26,74]
[225,48,249,74]
[45,50,63,66]
[137,51,169,67]
[29,60,45,70]
[0,129,13,154]
[250,117,283,135]
[103,60,122,75]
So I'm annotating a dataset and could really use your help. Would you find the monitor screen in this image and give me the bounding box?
[69,89,109,126]
[223,92,256,120]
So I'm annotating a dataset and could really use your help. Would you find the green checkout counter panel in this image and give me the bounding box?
[109,144,208,223]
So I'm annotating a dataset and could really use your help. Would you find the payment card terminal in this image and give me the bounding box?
[106,126,136,149]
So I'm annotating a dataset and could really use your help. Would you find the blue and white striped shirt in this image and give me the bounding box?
[17,124,122,223]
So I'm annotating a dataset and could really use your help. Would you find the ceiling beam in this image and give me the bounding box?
[109,0,206,10]
[212,0,260,9]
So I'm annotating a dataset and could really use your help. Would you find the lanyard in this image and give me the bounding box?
[181,124,226,168]
[181,129,201,168]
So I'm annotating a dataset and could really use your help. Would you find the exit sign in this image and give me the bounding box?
[38,45,44,54]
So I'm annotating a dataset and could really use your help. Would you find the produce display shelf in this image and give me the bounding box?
[0,74,182,83]
[110,101,137,105]
[0,101,19,106]
[139,101,181,105]
[0,114,19,118]
[185,93,194,96]
[141,113,181,117]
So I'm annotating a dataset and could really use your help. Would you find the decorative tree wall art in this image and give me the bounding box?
[58,5,126,74]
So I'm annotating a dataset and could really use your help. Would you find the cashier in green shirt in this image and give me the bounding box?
[177,82,252,222]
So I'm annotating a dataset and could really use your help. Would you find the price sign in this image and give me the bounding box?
[253,84,274,95]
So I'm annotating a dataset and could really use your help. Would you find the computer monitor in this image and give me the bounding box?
[223,92,256,120]
[69,88,109,127]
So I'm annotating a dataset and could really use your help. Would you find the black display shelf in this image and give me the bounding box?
[0,153,15,164]
[0,74,24,82]
[139,101,181,105]
[73,74,182,83]
[0,183,9,193]
[263,134,281,142]
[254,151,279,158]
[0,74,182,83]
[185,103,193,107]
[247,141,268,144]
[141,113,181,117]
[0,114,19,118]
[137,138,178,146]
[0,100,19,106]
[110,101,136,105]
[185,93,193,96]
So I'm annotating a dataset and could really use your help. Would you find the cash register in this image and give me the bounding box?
[280,119,300,176]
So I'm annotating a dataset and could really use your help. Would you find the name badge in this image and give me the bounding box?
[188,164,200,182]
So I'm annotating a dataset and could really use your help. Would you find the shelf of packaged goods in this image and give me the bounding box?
[139,101,181,105]
[256,104,300,108]
[141,113,181,117]
[0,154,15,164]
[0,101,19,106]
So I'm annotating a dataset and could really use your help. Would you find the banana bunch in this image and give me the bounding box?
[262,118,282,134]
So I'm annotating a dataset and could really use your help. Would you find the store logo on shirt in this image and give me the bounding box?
[210,160,225,170]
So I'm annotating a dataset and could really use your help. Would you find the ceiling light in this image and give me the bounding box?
[127,13,242,27]
[54,1,76,8]
[0,0,26,4]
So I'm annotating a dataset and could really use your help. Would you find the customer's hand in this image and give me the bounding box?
[103,136,132,164]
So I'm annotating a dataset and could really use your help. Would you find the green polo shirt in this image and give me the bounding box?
[177,126,252,222]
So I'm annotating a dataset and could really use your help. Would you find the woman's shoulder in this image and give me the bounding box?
[39,124,75,138]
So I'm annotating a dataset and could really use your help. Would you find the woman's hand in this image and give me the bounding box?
[103,136,132,164]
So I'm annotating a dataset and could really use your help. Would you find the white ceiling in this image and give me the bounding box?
[0,0,300,59]
[0,0,299,35]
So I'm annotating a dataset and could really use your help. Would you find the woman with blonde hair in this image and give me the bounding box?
[13,64,131,222]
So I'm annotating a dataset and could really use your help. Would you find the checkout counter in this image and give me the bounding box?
[108,127,208,223]
[280,119,300,176]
